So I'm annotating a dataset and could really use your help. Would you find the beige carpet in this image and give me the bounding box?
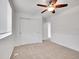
[10,40,79,59]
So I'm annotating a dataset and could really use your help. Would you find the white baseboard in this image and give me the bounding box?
[15,40,42,46]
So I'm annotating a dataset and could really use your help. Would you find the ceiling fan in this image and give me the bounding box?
[37,0,68,13]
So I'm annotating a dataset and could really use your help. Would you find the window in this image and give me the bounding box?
[0,0,12,39]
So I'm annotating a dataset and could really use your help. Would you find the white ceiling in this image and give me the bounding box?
[11,0,79,16]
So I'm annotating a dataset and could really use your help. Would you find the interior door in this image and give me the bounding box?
[19,17,42,45]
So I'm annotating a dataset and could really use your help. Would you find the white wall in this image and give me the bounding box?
[43,22,48,40]
[0,35,14,59]
[51,5,79,51]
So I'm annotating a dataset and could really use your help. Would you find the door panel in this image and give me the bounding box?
[18,17,42,45]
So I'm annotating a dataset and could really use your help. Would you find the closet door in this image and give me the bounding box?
[18,17,42,45]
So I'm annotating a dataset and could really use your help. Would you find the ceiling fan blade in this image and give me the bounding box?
[41,9,47,13]
[37,4,47,7]
[50,0,57,4]
[56,4,68,8]
[52,10,55,13]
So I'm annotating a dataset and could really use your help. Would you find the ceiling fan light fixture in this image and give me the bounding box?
[37,0,68,14]
[47,7,55,11]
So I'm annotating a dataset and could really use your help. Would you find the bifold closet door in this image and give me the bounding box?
[18,17,42,45]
